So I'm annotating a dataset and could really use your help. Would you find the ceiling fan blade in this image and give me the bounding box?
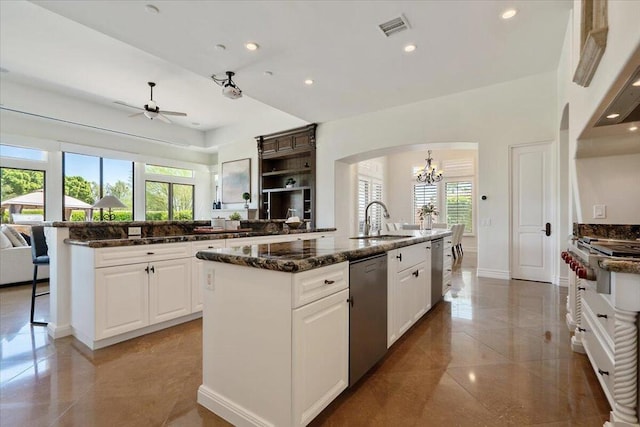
[157,113,172,124]
[160,110,187,116]
[114,101,144,111]
[129,112,144,118]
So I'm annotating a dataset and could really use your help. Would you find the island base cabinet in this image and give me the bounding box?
[95,263,150,340]
[292,289,349,426]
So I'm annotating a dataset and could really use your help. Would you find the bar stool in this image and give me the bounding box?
[30,226,50,326]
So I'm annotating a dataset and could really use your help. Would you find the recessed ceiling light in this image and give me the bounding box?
[304,79,314,86]
[630,126,638,131]
[245,42,259,51]
[145,4,160,14]
[633,79,640,87]
[214,44,226,51]
[606,113,620,119]
[404,44,417,53]
[263,71,273,76]
[501,9,517,19]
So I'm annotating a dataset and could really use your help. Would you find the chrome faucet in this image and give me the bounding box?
[364,200,391,236]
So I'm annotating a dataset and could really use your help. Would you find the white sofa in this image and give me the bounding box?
[0,225,49,286]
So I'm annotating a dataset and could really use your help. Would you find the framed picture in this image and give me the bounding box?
[221,158,251,203]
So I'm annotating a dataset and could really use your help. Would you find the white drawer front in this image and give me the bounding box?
[582,311,614,406]
[293,262,348,308]
[95,242,190,268]
[191,239,226,255]
[582,286,614,343]
[395,243,429,272]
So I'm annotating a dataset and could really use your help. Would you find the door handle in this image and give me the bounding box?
[541,222,551,236]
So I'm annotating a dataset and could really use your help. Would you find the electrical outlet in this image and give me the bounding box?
[205,268,215,291]
[128,226,142,236]
[593,204,606,219]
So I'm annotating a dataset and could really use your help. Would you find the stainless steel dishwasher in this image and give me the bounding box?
[431,238,444,305]
[348,253,387,386]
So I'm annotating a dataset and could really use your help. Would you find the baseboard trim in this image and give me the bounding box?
[48,323,73,339]
[197,385,274,427]
[476,268,510,280]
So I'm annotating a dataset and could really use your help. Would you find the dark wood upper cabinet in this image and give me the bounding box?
[256,124,317,227]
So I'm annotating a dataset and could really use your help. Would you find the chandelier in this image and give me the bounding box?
[416,150,443,184]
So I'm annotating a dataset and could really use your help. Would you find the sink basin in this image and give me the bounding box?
[350,235,409,240]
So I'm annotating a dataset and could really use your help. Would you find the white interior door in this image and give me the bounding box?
[511,143,554,282]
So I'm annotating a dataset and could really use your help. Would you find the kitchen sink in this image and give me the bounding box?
[350,235,410,240]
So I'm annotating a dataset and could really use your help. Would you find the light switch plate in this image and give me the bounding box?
[593,204,606,219]
[128,226,142,236]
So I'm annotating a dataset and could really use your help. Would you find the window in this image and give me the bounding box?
[413,184,438,224]
[357,177,383,232]
[0,144,47,161]
[63,153,133,221]
[145,181,194,220]
[0,167,46,223]
[145,164,193,178]
[445,181,473,233]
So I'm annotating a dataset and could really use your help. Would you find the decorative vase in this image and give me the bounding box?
[425,214,432,230]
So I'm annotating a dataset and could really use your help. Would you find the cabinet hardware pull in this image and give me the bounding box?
[207,246,215,249]
[447,284,451,287]
[578,327,586,332]
[324,279,335,285]
[413,270,419,277]
[396,254,402,261]
[145,266,150,274]
[577,286,586,291]
[597,313,608,319]
[598,368,609,376]
[150,266,155,273]
[447,269,452,272]
[346,296,354,307]
[147,252,155,255]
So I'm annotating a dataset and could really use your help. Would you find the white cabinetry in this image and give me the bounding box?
[71,242,197,349]
[191,240,226,312]
[198,261,349,427]
[387,242,432,347]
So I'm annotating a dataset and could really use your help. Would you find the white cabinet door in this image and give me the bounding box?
[395,268,416,338]
[149,258,192,324]
[413,262,429,321]
[292,289,349,427]
[95,263,149,340]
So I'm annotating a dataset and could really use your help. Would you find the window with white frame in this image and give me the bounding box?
[144,163,195,220]
[445,180,473,233]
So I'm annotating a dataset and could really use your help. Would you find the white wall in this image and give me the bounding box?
[317,72,557,278]
[557,0,640,225]
[575,153,640,224]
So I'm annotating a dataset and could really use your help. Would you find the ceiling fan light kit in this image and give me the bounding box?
[211,71,243,99]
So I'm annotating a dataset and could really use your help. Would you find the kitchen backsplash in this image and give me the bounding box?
[573,223,640,240]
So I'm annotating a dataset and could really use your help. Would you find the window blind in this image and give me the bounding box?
[358,178,370,233]
[413,184,438,224]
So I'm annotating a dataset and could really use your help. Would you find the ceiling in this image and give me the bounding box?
[1,0,572,142]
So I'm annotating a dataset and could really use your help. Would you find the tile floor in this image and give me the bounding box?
[1,255,610,426]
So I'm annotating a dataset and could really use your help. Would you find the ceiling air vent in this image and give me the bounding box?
[379,15,410,37]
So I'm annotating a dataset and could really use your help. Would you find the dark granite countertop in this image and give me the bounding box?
[195,230,452,272]
[64,228,337,248]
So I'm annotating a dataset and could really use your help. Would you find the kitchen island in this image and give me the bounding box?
[196,229,451,427]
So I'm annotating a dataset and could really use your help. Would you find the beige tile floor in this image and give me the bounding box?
[1,255,610,426]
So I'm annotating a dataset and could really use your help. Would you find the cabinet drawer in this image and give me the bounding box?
[582,286,614,343]
[293,262,348,308]
[395,243,429,272]
[582,311,615,406]
[95,242,190,268]
[192,239,226,255]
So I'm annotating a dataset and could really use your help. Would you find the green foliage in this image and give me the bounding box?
[64,175,96,204]
[145,181,169,212]
[145,164,192,177]
[242,192,251,201]
[1,168,44,200]
[229,212,242,221]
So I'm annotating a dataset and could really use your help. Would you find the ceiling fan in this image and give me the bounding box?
[115,82,186,123]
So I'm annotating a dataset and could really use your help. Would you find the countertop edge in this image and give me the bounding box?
[599,258,640,275]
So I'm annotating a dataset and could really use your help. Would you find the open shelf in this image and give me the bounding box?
[263,186,311,193]
[261,168,312,177]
